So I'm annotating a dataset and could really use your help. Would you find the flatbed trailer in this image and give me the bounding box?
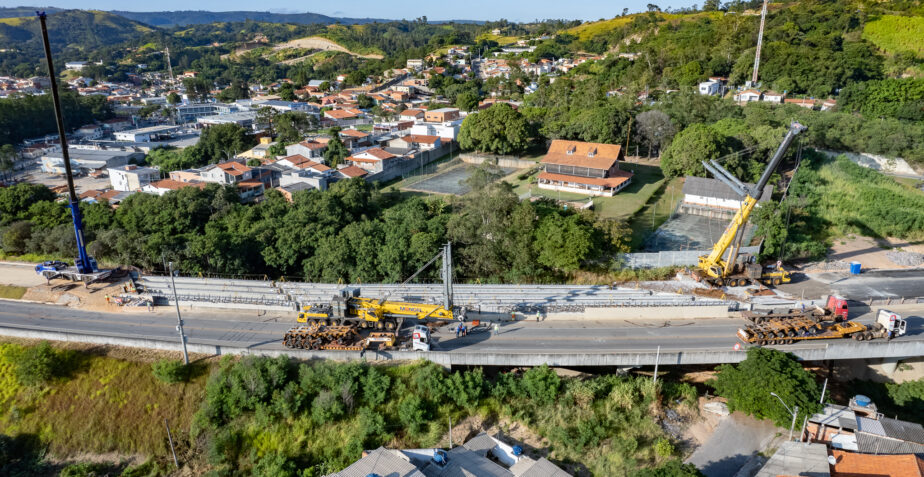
[738,318,888,346]
[741,295,848,324]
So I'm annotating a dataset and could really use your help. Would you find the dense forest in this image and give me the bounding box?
[0,168,628,281]
[0,90,112,144]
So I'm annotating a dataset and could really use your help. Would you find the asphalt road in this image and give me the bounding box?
[1,300,923,356]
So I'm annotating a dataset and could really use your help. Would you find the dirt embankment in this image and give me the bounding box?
[273,36,384,60]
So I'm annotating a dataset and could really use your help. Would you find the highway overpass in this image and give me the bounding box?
[1,300,922,367]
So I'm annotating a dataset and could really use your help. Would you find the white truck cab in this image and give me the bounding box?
[412,325,431,351]
[877,309,907,339]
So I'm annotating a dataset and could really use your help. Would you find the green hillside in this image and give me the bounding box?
[0,9,153,54]
[863,15,924,57]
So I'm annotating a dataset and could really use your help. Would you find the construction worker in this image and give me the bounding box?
[455,324,461,338]
[105,294,110,304]
[494,322,500,335]
[536,311,540,322]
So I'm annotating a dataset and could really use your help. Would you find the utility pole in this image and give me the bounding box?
[750,0,769,86]
[163,255,189,365]
[652,345,661,386]
[164,418,179,468]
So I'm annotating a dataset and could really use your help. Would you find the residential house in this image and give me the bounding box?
[241,137,279,159]
[753,442,830,477]
[734,89,762,103]
[374,120,415,135]
[332,432,570,477]
[388,134,441,150]
[335,165,369,180]
[108,164,161,192]
[537,140,633,197]
[399,109,426,121]
[276,154,332,174]
[424,107,460,123]
[75,124,105,140]
[821,99,837,111]
[680,176,772,216]
[805,399,924,454]
[169,168,208,183]
[237,180,265,202]
[141,179,206,196]
[275,183,314,202]
[323,108,364,127]
[406,59,425,70]
[410,121,461,141]
[761,90,785,103]
[346,147,397,172]
[199,161,254,184]
[698,79,725,96]
[339,128,372,148]
[285,140,327,159]
[114,125,181,142]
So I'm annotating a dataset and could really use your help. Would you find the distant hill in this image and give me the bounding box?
[0,6,64,18]
[0,9,153,53]
[110,10,387,27]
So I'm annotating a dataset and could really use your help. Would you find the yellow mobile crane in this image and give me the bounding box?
[695,122,806,287]
[297,243,458,330]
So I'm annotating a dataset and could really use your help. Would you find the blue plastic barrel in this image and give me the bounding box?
[849,262,861,275]
[512,445,523,456]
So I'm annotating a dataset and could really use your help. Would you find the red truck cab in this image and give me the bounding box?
[827,295,848,322]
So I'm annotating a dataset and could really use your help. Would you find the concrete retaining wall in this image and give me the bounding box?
[459,153,536,169]
[3,326,922,368]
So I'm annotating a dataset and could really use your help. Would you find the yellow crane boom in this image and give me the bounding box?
[696,122,805,286]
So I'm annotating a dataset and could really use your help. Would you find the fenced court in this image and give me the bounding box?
[403,163,516,196]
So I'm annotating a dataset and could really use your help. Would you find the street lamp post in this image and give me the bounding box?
[770,392,799,441]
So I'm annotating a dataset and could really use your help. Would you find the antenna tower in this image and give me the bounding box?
[750,0,769,86]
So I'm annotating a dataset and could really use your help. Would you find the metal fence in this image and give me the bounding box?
[620,246,762,269]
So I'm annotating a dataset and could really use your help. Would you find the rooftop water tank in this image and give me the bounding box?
[854,395,871,407]
[512,445,523,456]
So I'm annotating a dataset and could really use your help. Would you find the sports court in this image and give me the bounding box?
[404,164,516,196]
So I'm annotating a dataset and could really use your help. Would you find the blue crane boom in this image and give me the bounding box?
[36,11,98,275]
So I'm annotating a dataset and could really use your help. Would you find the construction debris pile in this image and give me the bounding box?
[887,251,924,267]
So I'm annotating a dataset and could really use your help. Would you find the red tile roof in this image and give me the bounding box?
[148,179,205,191]
[538,171,632,189]
[340,129,370,138]
[338,165,369,178]
[831,450,924,477]
[403,134,440,144]
[542,140,623,170]
[298,140,326,150]
[355,147,396,160]
[217,161,251,176]
[325,109,359,120]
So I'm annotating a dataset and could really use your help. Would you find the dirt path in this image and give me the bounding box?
[0,262,47,287]
[272,36,384,59]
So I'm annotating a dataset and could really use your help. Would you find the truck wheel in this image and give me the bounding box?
[772,278,781,286]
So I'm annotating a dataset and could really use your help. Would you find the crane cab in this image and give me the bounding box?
[876,309,907,339]
[412,325,431,351]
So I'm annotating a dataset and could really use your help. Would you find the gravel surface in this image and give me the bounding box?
[887,251,924,267]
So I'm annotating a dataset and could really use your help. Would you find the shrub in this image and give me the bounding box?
[361,368,390,407]
[630,459,705,477]
[521,365,561,405]
[398,395,428,435]
[311,390,345,425]
[150,359,189,384]
[443,368,486,409]
[655,437,675,457]
[59,462,110,477]
[11,341,58,386]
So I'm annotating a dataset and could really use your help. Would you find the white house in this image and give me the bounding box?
[698,79,724,96]
[682,176,773,211]
[410,120,461,141]
[761,90,785,103]
[388,134,441,150]
[406,59,425,70]
[199,161,254,184]
[285,140,327,159]
[734,89,762,103]
[108,164,161,192]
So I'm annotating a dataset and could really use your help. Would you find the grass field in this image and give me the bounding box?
[476,33,520,45]
[566,11,724,41]
[0,285,27,300]
[0,342,207,460]
[626,177,684,249]
[863,15,924,57]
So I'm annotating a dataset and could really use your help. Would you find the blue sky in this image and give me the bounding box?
[32,1,700,22]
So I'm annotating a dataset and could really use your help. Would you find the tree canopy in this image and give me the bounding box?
[458,103,530,155]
